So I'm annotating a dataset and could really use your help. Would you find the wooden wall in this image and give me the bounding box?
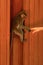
[0,0,43,65]
[11,0,43,65]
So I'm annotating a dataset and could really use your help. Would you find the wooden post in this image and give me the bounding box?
[0,0,10,65]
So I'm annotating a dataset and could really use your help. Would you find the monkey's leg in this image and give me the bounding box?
[13,29,24,42]
[18,30,27,42]
[13,29,22,37]
[20,30,24,42]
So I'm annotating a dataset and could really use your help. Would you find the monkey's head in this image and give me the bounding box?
[20,10,27,19]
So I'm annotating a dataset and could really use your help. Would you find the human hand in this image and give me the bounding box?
[31,27,43,34]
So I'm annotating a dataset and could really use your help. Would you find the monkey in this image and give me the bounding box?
[10,10,31,44]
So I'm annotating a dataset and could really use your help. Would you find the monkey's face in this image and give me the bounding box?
[20,10,27,19]
[20,14,26,18]
[20,13,27,19]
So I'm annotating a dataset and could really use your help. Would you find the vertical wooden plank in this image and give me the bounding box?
[10,0,23,65]
[30,0,35,65]
[33,0,39,65]
[11,0,23,18]
[6,0,10,65]
[23,0,30,65]
[38,31,43,65]
[0,0,10,65]
[40,0,43,21]
[1,0,7,65]
[0,0,1,64]
[39,0,43,65]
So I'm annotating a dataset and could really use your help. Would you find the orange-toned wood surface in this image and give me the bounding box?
[30,0,43,65]
[11,0,43,65]
[0,0,10,65]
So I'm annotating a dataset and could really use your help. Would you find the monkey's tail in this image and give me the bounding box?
[10,32,13,65]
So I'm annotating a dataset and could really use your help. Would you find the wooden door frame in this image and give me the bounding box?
[0,0,10,65]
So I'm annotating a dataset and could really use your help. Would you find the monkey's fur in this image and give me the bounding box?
[10,10,31,43]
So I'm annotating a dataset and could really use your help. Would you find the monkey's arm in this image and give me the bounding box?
[20,25,31,32]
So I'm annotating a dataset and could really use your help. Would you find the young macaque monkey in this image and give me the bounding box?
[10,10,31,43]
